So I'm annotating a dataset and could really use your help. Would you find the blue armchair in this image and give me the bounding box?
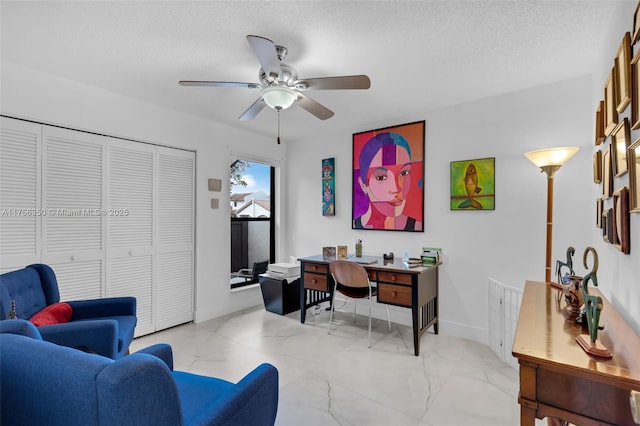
[0,320,279,426]
[0,263,136,359]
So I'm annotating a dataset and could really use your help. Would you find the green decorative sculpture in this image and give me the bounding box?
[575,247,611,358]
[555,246,575,285]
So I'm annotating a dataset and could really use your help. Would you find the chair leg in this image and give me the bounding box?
[353,299,357,323]
[367,297,372,348]
[328,283,337,335]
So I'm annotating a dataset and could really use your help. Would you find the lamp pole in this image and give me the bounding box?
[542,165,560,283]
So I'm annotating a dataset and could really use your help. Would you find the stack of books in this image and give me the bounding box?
[421,247,443,265]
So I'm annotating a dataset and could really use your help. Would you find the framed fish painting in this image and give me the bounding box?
[450,157,495,210]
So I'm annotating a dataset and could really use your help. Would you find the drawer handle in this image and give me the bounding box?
[391,291,397,298]
[391,275,397,281]
[312,279,317,284]
[312,266,317,271]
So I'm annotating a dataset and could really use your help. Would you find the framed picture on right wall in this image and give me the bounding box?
[602,144,613,199]
[629,138,640,212]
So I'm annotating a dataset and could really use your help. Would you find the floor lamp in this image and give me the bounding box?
[525,147,579,284]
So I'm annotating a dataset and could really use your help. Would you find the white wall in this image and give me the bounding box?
[0,61,290,323]
[589,1,640,334]
[287,75,594,342]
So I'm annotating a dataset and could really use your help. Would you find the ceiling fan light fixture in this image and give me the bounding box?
[261,86,297,110]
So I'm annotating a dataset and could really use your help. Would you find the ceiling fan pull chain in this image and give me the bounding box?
[277,108,281,144]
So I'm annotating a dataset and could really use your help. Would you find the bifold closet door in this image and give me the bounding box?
[107,138,155,337]
[41,126,105,301]
[0,117,194,335]
[0,117,41,272]
[155,146,194,331]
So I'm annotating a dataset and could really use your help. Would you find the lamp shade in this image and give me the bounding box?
[261,86,297,110]
[524,147,579,168]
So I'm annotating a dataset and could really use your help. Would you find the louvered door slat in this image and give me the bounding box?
[108,143,154,248]
[109,255,153,336]
[43,128,103,254]
[156,251,193,330]
[50,260,103,301]
[0,118,40,268]
[157,153,194,245]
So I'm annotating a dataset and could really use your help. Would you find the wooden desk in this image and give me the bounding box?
[298,255,439,356]
[512,281,640,425]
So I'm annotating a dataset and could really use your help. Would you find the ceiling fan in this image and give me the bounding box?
[179,35,371,121]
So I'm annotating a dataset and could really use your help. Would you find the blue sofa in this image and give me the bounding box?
[0,320,279,426]
[0,263,136,359]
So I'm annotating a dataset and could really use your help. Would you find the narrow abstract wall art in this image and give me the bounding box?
[352,120,425,231]
[450,157,495,210]
[322,157,335,216]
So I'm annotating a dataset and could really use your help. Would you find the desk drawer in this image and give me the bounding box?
[378,283,412,307]
[377,271,412,285]
[304,273,329,292]
[304,262,328,274]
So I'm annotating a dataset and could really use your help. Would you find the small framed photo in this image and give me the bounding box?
[632,49,640,130]
[322,246,336,260]
[612,118,631,177]
[595,100,605,145]
[602,144,613,199]
[596,198,603,229]
[614,32,632,113]
[612,187,630,254]
[604,69,619,136]
[602,208,613,244]
[628,138,640,212]
[337,245,348,258]
[593,150,602,183]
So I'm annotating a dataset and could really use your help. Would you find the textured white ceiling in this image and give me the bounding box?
[0,1,620,140]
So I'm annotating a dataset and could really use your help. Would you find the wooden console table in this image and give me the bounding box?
[512,281,640,425]
[298,255,439,356]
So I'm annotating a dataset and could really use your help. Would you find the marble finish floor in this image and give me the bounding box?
[130,304,525,425]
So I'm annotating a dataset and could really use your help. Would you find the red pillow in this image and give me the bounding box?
[29,302,73,326]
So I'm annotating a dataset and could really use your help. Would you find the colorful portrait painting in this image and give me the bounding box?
[322,157,335,216]
[450,157,495,210]
[352,121,425,231]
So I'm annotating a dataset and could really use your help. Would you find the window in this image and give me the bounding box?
[229,160,274,288]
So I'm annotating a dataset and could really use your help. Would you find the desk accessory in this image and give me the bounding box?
[322,246,336,260]
[355,240,362,257]
[421,247,442,264]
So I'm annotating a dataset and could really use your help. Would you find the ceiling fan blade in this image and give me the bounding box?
[296,93,334,120]
[297,75,371,90]
[179,80,260,89]
[238,97,267,121]
[246,35,281,79]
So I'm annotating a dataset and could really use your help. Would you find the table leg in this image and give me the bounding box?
[412,305,420,356]
[520,405,536,426]
[300,287,307,324]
